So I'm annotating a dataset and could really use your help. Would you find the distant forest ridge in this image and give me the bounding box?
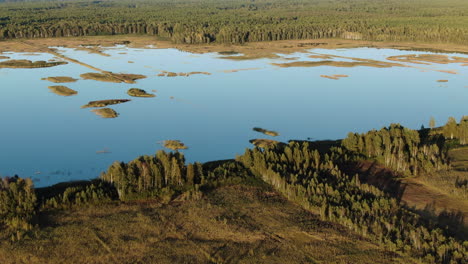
[0,0,467,44]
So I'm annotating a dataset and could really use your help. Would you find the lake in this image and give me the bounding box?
[0,45,467,187]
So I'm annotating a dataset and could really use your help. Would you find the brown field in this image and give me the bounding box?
[0,183,413,264]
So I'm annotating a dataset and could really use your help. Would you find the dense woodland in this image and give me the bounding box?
[342,124,449,176]
[237,142,466,264]
[1,119,468,262]
[0,0,467,44]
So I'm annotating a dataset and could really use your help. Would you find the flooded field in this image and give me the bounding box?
[0,45,467,186]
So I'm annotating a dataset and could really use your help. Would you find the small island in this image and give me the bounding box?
[42,76,78,83]
[80,72,146,84]
[253,127,280,137]
[0,59,67,68]
[320,74,349,80]
[162,140,188,151]
[81,99,131,108]
[91,108,119,118]
[48,86,78,96]
[127,88,155,98]
[249,138,282,148]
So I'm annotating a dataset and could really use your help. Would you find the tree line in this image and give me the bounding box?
[1,121,467,263]
[0,176,36,241]
[236,141,467,263]
[0,0,467,44]
[342,124,449,176]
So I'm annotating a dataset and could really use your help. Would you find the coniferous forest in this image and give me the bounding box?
[0,0,467,44]
[1,118,468,263]
[0,1,467,263]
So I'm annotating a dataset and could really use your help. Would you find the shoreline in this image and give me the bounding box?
[1,36,468,57]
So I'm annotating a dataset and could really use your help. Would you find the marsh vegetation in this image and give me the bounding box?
[41,76,78,83]
[253,127,279,137]
[162,140,188,151]
[47,85,77,96]
[0,59,66,68]
[80,72,146,83]
[320,74,349,80]
[2,120,467,263]
[127,88,155,98]
[81,99,131,108]
[91,108,119,118]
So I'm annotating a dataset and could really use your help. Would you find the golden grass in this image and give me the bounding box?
[309,54,333,59]
[80,72,147,83]
[0,59,66,68]
[249,139,282,148]
[1,36,468,59]
[272,60,398,68]
[387,54,468,65]
[91,108,119,118]
[437,70,458,74]
[162,140,188,151]
[158,71,211,77]
[437,80,449,82]
[47,85,78,96]
[42,76,78,83]
[81,99,131,108]
[0,183,414,264]
[253,127,279,137]
[320,74,349,80]
[127,88,155,98]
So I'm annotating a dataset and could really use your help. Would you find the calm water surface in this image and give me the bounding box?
[0,46,467,186]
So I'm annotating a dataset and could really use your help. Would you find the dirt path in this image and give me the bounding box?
[400,177,468,223]
[19,40,132,83]
[353,161,468,225]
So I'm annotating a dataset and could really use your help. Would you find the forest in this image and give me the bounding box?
[0,0,467,44]
[1,117,468,263]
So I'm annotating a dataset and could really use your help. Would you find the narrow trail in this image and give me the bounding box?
[308,51,460,74]
[19,40,132,83]
[400,177,468,223]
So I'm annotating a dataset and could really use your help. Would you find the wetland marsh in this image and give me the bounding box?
[0,42,467,187]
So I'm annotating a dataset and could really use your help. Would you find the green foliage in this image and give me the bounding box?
[0,0,467,44]
[100,150,205,200]
[237,141,467,263]
[0,176,37,241]
[342,124,449,176]
[441,116,468,145]
[42,180,118,209]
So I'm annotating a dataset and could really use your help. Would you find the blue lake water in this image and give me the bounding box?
[0,46,467,187]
